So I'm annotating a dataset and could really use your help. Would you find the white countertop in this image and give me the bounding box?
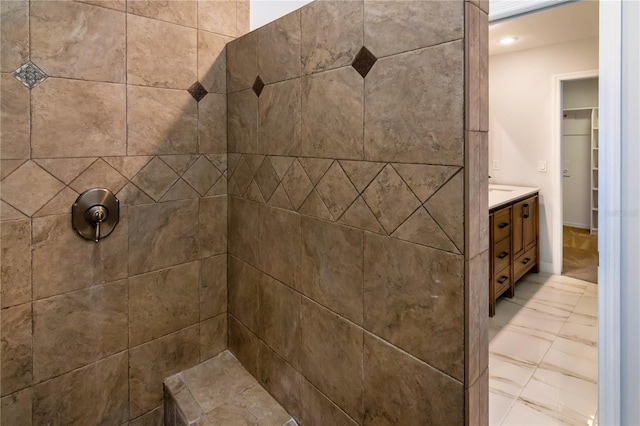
[488,184,540,210]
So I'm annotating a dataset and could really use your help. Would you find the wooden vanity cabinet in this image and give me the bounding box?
[489,193,539,317]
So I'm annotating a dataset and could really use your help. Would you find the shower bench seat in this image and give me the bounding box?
[163,351,297,426]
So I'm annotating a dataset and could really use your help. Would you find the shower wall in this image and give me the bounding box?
[226,0,489,424]
[0,1,247,424]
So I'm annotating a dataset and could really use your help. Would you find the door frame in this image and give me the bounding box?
[551,69,598,276]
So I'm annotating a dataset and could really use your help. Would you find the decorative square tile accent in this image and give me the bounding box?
[362,164,421,234]
[254,158,280,201]
[68,158,128,195]
[131,157,180,201]
[0,161,64,216]
[253,75,265,97]
[12,62,47,89]
[351,46,377,78]
[182,156,221,195]
[281,159,313,210]
[315,162,358,220]
[188,81,208,102]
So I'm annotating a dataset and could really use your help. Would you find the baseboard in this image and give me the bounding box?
[563,221,590,229]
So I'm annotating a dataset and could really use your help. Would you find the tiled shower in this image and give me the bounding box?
[0,0,488,424]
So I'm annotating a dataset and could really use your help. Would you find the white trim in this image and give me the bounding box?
[551,69,598,276]
[488,0,575,22]
[598,0,622,423]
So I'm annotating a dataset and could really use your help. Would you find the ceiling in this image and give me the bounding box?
[488,0,599,56]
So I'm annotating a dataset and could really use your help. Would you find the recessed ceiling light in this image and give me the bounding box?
[499,36,519,45]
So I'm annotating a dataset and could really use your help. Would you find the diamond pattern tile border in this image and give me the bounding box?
[230,153,462,253]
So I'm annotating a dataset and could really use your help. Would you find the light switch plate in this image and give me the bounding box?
[538,160,547,172]
[493,160,500,170]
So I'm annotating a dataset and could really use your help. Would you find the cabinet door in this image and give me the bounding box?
[512,200,525,259]
[523,196,537,250]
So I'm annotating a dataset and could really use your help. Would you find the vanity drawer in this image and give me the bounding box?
[494,266,511,298]
[493,237,511,275]
[493,207,512,242]
[514,246,537,281]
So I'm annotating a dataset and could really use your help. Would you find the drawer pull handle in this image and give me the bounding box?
[497,276,508,284]
[498,222,509,229]
[524,204,530,219]
[497,251,509,259]
[522,257,531,265]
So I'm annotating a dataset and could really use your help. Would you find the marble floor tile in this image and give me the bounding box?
[489,355,536,398]
[518,368,597,424]
[490,273,598,425]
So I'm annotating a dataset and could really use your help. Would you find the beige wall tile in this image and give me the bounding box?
[198,0,236,37]
[32,213,127,299]
[199,93,227,155]
[228,196,260,265]
[301,67,364,160]
[0,161,65,217]
[363,333,464,425]
[200,314,228,361]
[129,406,163,426]
[127,14,197,89]
[129,325,199,418]
[314,162,359,220]
[364,0,463,58]
[1,201,27,221]
[1,218,31,308]
[31,1,125,82]
[1,388,33,426]
[32,281,128,383]
[198,31,231,95]
[236,0,250,36]
[31,78,126,158]
[127,86,198,156]
[1,303,32,396]
[131,157,180,201]
[200,255,227,320]
[128,199,199,275]
[227,31,257,93]
[228,256,260,333]
[128,0,197,27]
[35,157,98,185]
[0,1,29,73]
[0,74,30,160]
[228,89,258,154]
[424,170,464,253]
[258,79,302,156]
[259,342,302,423]
[259,274,301,368]
[300,217,364,324]
[301,1,363,75]
[465,2,481,132]
[363,233,464,381]
[129,262,199,347]
[361,164,421,234]
[33,352,129,425]
[33,187,80,217]
[280,159,313,210]
[300,299,363,423]
[199,195,227,257]
[364,41,464,165]
[258,204,301,289]
[68,158,128,195]
[258,10,301,84]
[229,315,260,378]
[466,251,489,386]
[301,378,358,426]
[76,0,126,11]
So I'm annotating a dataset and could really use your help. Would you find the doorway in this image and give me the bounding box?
[561,77,599,283]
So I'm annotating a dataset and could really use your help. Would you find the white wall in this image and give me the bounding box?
[489,37,598,270]
[562,110,591,229]
[250,0,312,30]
